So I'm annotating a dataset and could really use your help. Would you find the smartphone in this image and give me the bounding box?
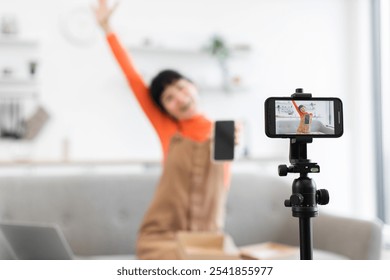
[304,114,310,125]
[265,97,343,138]
[213,120,235,161]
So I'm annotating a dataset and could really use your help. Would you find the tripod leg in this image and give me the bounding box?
[299,217,313,260]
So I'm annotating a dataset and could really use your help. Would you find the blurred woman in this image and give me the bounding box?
[93,0,239,259]
[292,100,312,134]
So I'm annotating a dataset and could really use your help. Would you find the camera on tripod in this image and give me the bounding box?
[264,88,344,260]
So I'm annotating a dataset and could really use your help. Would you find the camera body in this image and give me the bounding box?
[265,96,343,138]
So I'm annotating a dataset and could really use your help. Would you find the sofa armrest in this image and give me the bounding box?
[0,231,16,259]
[312,213,383,259]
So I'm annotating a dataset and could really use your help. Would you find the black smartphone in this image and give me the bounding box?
[304,114,310,125]
[265,97,343,138]
[213,120,235,161]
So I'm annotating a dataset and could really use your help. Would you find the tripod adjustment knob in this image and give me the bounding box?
[316,189,330,205]
[278,165,289,176]
[290,193,304,206]
[316,189,329,205]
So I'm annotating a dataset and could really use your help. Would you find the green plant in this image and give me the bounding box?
[206,35,230,61]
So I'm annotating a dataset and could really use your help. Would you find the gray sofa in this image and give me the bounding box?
[0,168,383,259]
[276,119,334,134]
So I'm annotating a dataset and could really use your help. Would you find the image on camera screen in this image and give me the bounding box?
[275,100,335,135]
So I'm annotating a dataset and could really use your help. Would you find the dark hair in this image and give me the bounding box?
[150,69,188,113]
[298,105,305,111]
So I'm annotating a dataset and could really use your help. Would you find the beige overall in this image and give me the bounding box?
[136,134,226,259]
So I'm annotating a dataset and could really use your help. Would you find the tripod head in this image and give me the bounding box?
[278,137,320,177]
[279,137,329,212]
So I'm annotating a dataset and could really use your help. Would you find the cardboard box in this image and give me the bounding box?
[239,242,300,260]
[177,231,241,260]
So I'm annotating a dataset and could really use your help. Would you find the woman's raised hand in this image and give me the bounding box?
[92,0,119,33]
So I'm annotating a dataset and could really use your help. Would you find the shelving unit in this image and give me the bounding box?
[0,36,40,84]
[0,35,43,140]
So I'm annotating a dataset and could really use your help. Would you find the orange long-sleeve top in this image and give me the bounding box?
[106,33,230,185]
[292,100,313,118]
[292,100,304,117]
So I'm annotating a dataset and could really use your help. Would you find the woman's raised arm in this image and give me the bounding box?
[92,0,118,34]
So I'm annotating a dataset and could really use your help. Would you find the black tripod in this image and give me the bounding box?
[278,91,330,260]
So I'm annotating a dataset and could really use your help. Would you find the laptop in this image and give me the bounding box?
[0,221,75,260]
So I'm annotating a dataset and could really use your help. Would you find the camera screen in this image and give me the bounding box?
[275,100,335,135]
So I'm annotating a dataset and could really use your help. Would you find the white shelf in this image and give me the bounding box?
[0,90,38,98]
[128,45,251,56]
[199,86,250,94]
[127,44,252,95]
[0,78,39,98]
[128,46,207,56]
[0,36,39,48]
[0,78,38,86]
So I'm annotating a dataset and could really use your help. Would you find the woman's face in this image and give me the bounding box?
[300,106,306,113]
[160,79,199,120]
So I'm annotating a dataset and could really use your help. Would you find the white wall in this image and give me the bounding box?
[381,0,390,221]
[0,0,377,219]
